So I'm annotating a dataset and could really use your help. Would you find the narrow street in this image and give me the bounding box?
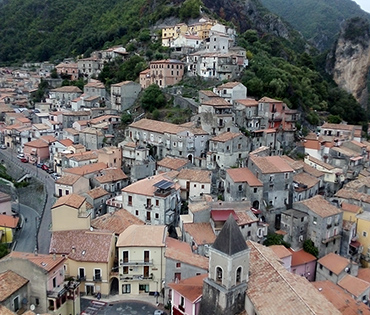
[0,148,55,254]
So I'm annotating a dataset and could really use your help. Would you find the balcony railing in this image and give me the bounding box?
[119,274,153,281]
[120,259,153,266]
[77,276,86,282]
[93,276,102,282]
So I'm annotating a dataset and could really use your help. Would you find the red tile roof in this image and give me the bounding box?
[168,274,207,303]
[0,214,19,228]
[226,168,263,186]
[288,249,316,266]
[7,251,66,272]
[0,270,28,302]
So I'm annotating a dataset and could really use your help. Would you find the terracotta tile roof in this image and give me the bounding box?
[122,173,177,197]
[129,118,185,134]
[50,230,114,262]
[226,168,263,186]
[0,214,19,228]
[258,96,283,103]
[183,222,216,245]
[199,90,218,97]
[0,270,29,302]
[64,162,107,176]
[318,253,352,275]
[340,202,361,213]
[188,200,211,213]
[168,274,207,303]
[85,81,105,89]
[300,162,324,178]
[0,191,11,203]
[201,97,231,107]
[293,172,319,189]
[7,251,66,272]
[270,245,292,259]
[331,146,361,158]
[157,156,189,170]
[64,128,80,135]
[312,280,370,315]
[295,195,342,218]
[234,98,258,106]
[39,135,57,143]
[338,274,370,298]
[177,169,211,183]
[165,237,208,269]
[358,268,370,282]
[55,173,81,186]
[280,156,304,172]
[91,209,144,235]
[66,151,98,161]
[116,225,166,247]
[59,139,74,147]
[249,155,294,174]
[51,86,82,93]
[111,80,137,87]
[0,305,19,315]
[24,138,49,148]
[52,194,85,209]
[321,123,356,131]
[86,187,109,199]
[211,132,242,142]
[215,82,242,89]
[288,249,316,266]
[305,155,334,170]
[247,241,340,315]
[235,210,258,225]
[94,168,128,183]
[335,189,370,204]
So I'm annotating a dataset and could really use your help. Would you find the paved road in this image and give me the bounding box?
[0,148,55,254]
[81,298,167,315]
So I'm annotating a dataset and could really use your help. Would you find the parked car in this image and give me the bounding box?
[41,164,49,171]
[20,158,28,163]
[0,144,6,149]
[154,311,164,315]
[47,169,54,174]
[17,153,25,159]
[51,173,61,180]
[35,163,43,168]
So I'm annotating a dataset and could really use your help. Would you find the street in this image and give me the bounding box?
[0,148,55,254]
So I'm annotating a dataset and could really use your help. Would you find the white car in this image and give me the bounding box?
[153,311,164,315]
[17,153,25,159]
[0,144,6,149]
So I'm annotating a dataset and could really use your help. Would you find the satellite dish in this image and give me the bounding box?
[30,304,35,311]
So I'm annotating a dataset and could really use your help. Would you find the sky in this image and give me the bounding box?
[353,0,370,13]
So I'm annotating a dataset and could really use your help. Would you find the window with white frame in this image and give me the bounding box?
[94,268,102,281]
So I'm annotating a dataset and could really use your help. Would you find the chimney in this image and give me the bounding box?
[71,246,76,254]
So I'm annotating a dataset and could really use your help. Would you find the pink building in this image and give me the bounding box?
[23,139,50,163]
[289,248,317,282]
[169,274,206,315]
[55,62,79,81]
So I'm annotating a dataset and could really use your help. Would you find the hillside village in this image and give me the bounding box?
[1,17,370,315]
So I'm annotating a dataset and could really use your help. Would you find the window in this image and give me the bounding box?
[247,231,251,237]
[254,188,257,193]
[238,185,243,191]
[128,196,132,206]
[176,262,181,268]
[13,296,20,312]
[156,200,159,207]
[78,268,85,280]
[135,210,139,216]
[53,277,56,288]
[122,284,131,294]
[155,213,159,219]
[201,185,205,189]
[123,266,128,274]
[144,251,150,262]
[319,264,322,269]
[236,267,242,283]
[329,271,333,276]
[363,231,368,237]
[313,217,317,225]
[175,272,181,282]
[94,269,102,281]
[216,267,223,282]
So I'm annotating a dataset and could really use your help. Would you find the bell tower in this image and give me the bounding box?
[200,214,250,315]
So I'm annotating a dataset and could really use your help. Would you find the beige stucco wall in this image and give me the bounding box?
[51,205,91,232]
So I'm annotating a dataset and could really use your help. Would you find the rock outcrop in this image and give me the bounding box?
[327,17,370,108]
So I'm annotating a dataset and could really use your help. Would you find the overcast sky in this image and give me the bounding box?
[353,0,370,13]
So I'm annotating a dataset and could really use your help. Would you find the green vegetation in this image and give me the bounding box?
[263,233,291,248]
[303,239,319,258]
[238,30,367,125]
[259,0,370,51]
[141,84,166,112]
[0,243,9,259]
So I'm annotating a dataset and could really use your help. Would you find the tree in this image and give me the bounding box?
[303,239,318,258]
[141,84,166,112]
[263,233,291,248]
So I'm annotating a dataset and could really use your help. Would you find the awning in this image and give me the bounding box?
[350,240,361,248]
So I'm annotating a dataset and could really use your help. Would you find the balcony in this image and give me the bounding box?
[145,204,153,210]
[119,274,153,281]
[93,276,102,282]
[120,259,153,266]
[77,276,86,282]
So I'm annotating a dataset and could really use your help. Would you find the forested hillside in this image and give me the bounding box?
[259,0,370,51]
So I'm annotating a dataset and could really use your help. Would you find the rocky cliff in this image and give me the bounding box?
[327,17,370,109]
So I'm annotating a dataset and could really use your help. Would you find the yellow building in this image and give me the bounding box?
[51,194,91,232]
[116,225,167,295]
[356,211,370,266]
[50,229,116,296]
[341,202,362,222]
[0,214,19,244]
